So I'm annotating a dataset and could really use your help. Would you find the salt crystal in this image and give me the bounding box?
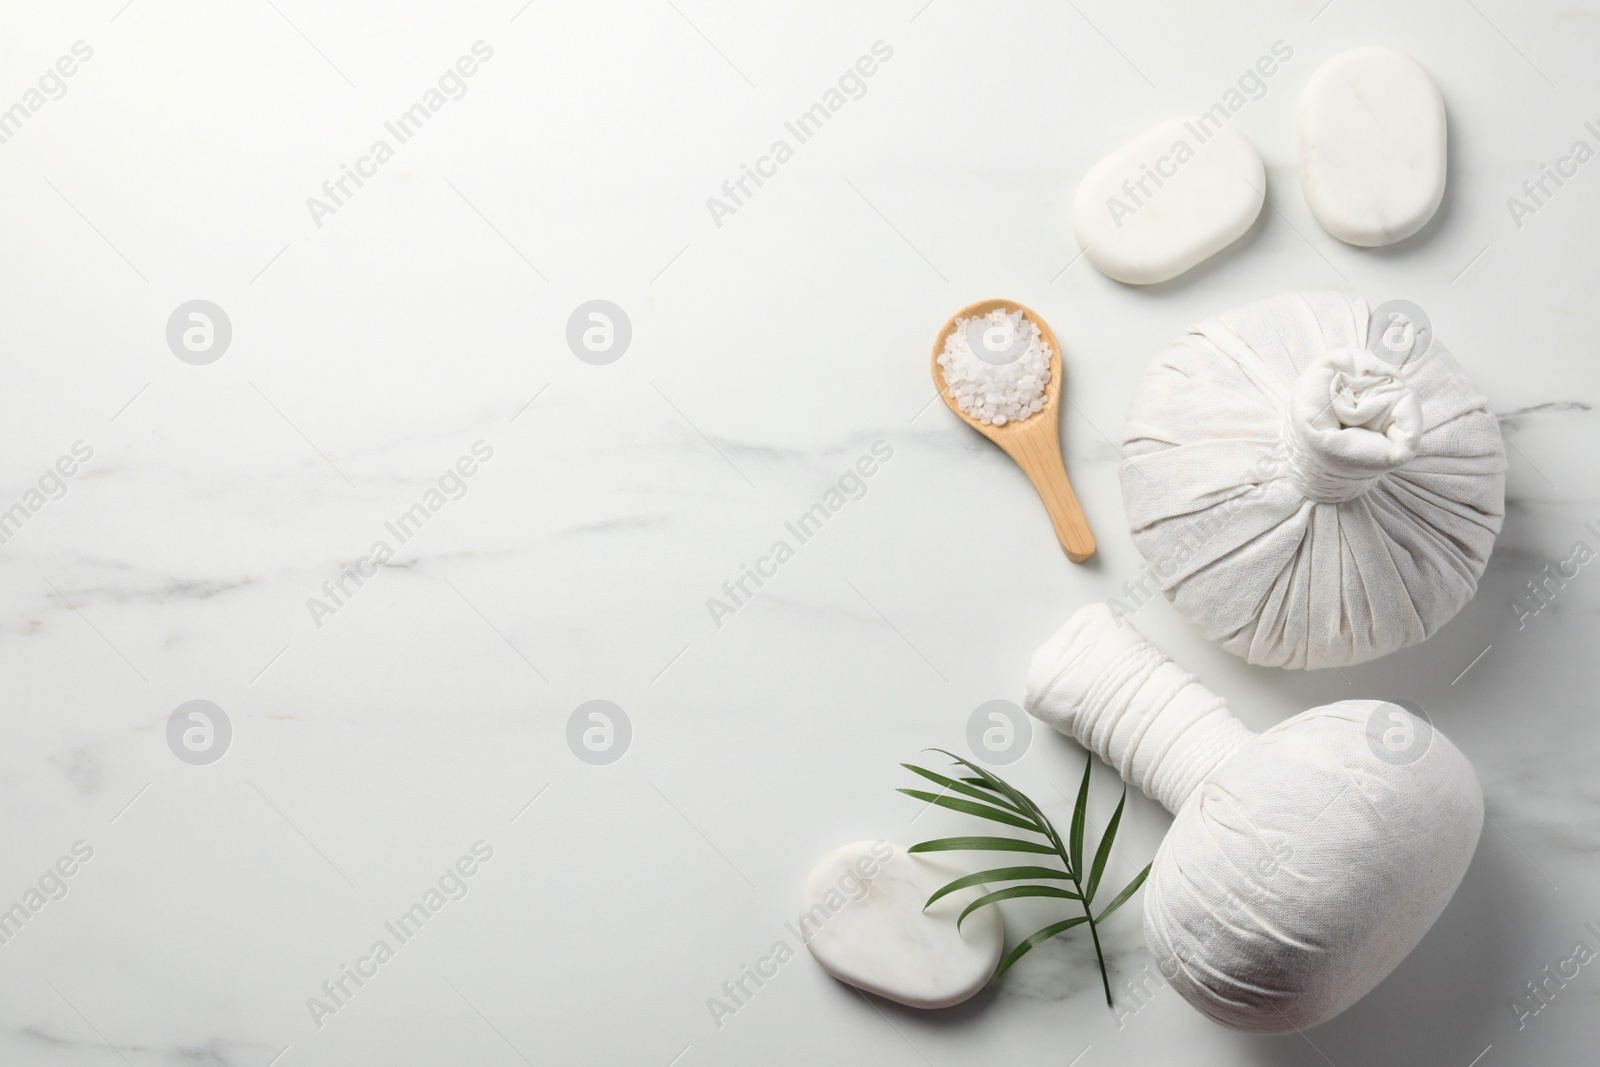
[937,308,1052,426]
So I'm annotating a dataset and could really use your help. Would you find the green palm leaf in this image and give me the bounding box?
[958,885,1081,930]
[993,916,1089,979]
[1068,754,1091,877]
[899,748,1151,1009]
[907,836,1057,855]
[900,763,1032,815]
[928,750,1049,827]
[1083,787,1127,904]
[1094,862,1152,923]
[896,788,1038,831]
[924,866,1077,908]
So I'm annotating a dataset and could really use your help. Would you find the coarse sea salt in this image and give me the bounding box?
[937,308,1050,426]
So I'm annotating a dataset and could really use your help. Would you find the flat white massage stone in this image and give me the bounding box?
[1073,119,1265,285]
[801,841,1001,1008]
[1298,47,1446,246]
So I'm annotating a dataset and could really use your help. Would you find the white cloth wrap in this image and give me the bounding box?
[1025,604,1483,1033]
[1121,291,1505,669]
[1025,602,1251,812]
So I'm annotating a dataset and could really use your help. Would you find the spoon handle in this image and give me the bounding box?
[1003,418,1096,563]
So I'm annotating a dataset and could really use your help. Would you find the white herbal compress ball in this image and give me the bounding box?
[1121,291,1505,669]
[1025,604,1482,1033]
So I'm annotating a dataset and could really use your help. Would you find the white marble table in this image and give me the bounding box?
[1,1,1595,1063]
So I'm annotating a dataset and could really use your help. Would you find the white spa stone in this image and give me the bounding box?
[801,840,1001,1009]
[1298,47,1447,246]
[1073,119,1265,285]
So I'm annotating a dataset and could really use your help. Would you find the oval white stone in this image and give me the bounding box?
[1297,47,1446,246]
[801,840,1001,1009]
[1073,119,1265,285]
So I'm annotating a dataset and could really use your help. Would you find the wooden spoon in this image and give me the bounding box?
[931,298,1095,563]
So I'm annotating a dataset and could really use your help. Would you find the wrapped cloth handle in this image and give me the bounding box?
[1280,345,1424,503]
[1024,604,1253,813]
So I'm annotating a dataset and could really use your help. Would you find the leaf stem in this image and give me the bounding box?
[1057,834,1114,1007]
[1083,903,1113,1007]
[1020,765,1116,1005]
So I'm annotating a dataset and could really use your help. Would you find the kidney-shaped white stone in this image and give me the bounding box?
[801,840,1001,1009]
[1298,47,1446,246]
[1073,119,1265,285]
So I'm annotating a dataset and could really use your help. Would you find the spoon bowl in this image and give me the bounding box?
[932,298,1095,562]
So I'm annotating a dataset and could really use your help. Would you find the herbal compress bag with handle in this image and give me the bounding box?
[1121,291,1505,669]
[1024,603,1482,1033]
